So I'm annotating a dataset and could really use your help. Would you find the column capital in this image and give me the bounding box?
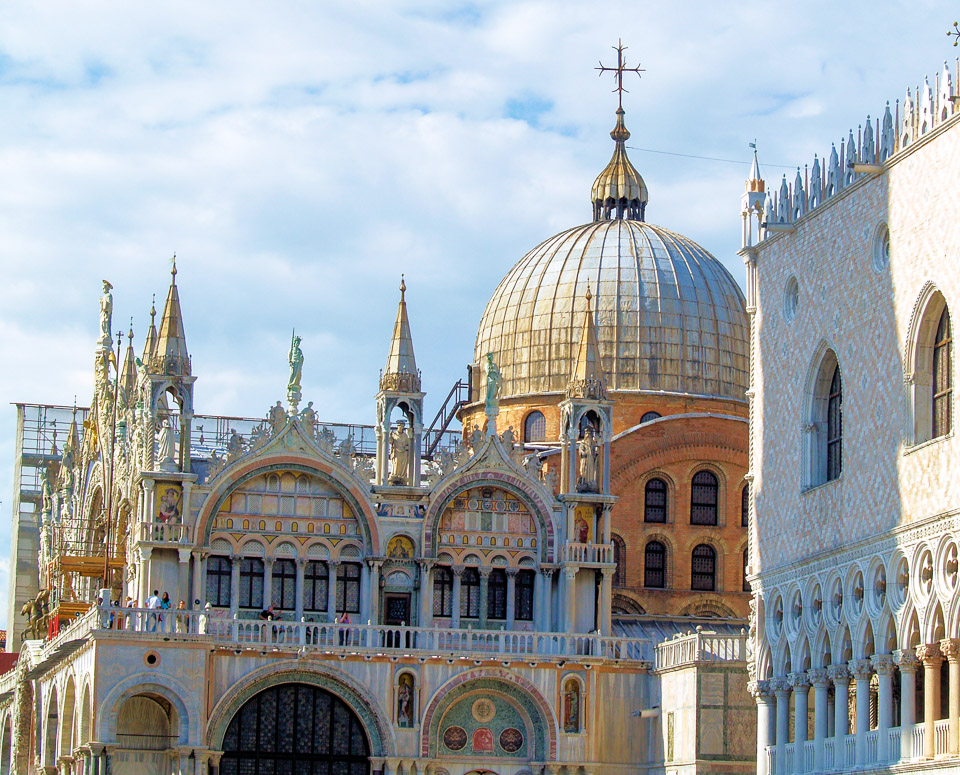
[296,557,307,567]
[894,648,920,671]
[747,679,774,699]
[328,559,342,568]
[940,637,960,663]
[827,664,851,684]
[563,566,578,580]
[417,559,435,571]
[478,566,493,578]
[505,567,520,577]
[807,668,830,687]
[367,557,385,570]
[451,564,465,577]
[916,642,943,667]
[848,658,873,680]
[870,653,896,675]
[230,552,242,562]
[787,671,810,688]
[178,547,192,563]
[539,566,556,579]
[770,677,792,695]
[600,566,616,578]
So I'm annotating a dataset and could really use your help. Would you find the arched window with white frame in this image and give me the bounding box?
[907,289,953,444]
[804,348,842,487]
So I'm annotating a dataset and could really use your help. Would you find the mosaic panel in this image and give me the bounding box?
[438,486,538,554]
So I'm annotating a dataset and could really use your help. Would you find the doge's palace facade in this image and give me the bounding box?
[745,62,960,773]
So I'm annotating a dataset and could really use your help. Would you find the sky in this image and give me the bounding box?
[0,0,953,628]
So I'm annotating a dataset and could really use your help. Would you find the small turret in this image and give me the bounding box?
[375,277,426,488]
[741,148,767,248]
[151,258,190,377]
[380,275,420,393]
[120,321,137,403]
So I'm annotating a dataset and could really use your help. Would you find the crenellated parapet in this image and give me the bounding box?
[743,60,960,248]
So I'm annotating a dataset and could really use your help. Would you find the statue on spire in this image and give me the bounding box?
[98,280,114,351]
[287,331,304,412]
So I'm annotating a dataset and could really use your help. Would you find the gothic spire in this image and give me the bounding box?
[120,320,137,401]
[567,285,607,399]
[152,256,191,377]
[380,275,420,392]
[141,294,158,364]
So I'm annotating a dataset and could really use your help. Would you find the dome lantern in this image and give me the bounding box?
[591,108,648,222]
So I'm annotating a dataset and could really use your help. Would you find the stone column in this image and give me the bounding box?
[808,668,830,772]
[789,671,810,773]
[539,567,554,632]
[772,678,791,773]
[263,558,275,609]
[849,659,873,767]
[359,562,370,623]
[941,638,960,756]
[563,566,578,633]
[191,550,203,605]
[749,680,775,775]
[368,560,382,626]
[478,567,492,629]
[917,643,943,759]
[505,568,518,629]
[871,654,895,762]
[451,566,463,628]
[418,560,434,628]
[295,559,306,622]
[599,566,614,636]
[327,561,340,621]
[178,547,191,605]
[894,649,919,760]
[230,554,241,617]
[138,546,153,606]
[828,664,851,742]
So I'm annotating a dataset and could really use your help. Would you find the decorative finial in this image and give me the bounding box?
[171,252,177,277]
[150,294,156,320]
[128,317,134,341]
[596,39,645,110]
[400,274,406,300]
[585,283,592,307]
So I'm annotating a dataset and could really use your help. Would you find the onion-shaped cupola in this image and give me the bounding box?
[591,108,648,222]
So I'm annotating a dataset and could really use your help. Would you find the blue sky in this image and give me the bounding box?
[0,0,952,628]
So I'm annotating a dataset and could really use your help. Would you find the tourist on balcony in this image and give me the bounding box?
[147,590,160,632]
[175,600,188,633]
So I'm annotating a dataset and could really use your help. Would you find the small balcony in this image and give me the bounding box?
[560,542,614,565]
[137,521,191,545]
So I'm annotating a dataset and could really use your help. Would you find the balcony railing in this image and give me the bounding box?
[766,719,954,773]
[655,630,747,670]
[560,542,613,564]
[91,606,653,663]
[137,521,191,544]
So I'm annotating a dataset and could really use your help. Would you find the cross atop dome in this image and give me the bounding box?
[595,39,645,110]
[591,41,648,222]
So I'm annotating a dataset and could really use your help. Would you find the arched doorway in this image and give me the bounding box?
[220,683,370,775]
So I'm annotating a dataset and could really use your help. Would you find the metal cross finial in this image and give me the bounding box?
[596,39,645,109]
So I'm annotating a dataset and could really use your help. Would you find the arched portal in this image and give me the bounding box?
[220,683,370,775]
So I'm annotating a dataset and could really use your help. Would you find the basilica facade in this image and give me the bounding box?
[1,86,755,774]
[745,62,960,773]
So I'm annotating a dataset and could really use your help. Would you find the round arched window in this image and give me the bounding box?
[524,411,546,442]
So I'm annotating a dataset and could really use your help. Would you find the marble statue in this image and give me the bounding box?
[483,353,502,416]
[157,415,177,470]
[576,426,601,493]
[287,332,303,405]
[268,401,286,434]
[98,280,113,350]
[389,421,411,485]
[300,401,317,438]
[227,429,244,459]
[39,470,52,515]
